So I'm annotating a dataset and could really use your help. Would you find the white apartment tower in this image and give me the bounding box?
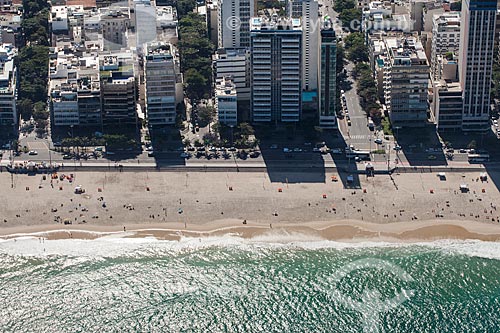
[218,0,254,48]
[431,12,460,81]
[250,17,302,123]
[144,42,177,126]
[459,0,497,131]
[288,0,319,92]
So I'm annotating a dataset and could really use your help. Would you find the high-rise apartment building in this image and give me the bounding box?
[288,0,319,92]
[77,70,102,127]
[218,0,254,48]
[0,55,17,130]
[383,37,429,128]
[144,42,177,126]
[214,48,251,101]
[318,28,336,129]
[430,12,460,81]
[459,0,497,131]
[433,80,463,131]
[100,55,137,126]
[250,17,302,123]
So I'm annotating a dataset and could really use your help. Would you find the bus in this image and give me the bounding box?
[346,149,371,160]
[468,154,490,163]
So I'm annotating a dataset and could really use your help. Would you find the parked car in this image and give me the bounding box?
[374,139,383,144]
[331,148,342,154]
[28,150,38,155]
[249,151,260,158]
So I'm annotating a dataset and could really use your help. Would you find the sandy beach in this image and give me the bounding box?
[1,169,500,242]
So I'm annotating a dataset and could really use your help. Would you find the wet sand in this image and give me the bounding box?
[2,220,500,243]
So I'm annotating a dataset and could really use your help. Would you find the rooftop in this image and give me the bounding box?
[216,77,237,97]
[385,37,428,64]
[433,12,460,26]
[250,16,301,31]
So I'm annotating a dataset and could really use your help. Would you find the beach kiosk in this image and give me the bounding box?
[480,173,488,182]
[438,172,446,181]
[459,184,469,193]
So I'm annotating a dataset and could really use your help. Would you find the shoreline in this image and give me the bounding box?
[2,219,500,243]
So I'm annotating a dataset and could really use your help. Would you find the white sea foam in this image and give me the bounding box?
[1,231,500,260]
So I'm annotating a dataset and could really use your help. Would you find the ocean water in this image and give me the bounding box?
[0,234,500,332]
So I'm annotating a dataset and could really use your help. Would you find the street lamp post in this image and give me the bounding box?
[229,125,234,146]
[394,126,401,143]
[369,137,372,161]
[387,142,391,172]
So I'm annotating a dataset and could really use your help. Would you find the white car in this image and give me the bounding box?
[28,150,38,155]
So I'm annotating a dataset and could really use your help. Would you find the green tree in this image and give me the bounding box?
[334,0,356,12]
[336,44,346,75]
[339,8,362,32]
[177,0,197,16]
[344,32,369,63]
[348,44,369,63]
[211,121,222,135]
[467,140,477,150]
[197,105,216,127]
[202,132,219,146]
[17,98,33,120]
[185,69,207,101]
[178,13,214,101]
[238,122,254,137]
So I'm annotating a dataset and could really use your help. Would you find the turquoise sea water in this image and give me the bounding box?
[0,234,499,332]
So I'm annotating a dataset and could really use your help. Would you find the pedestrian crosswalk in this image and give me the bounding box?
[344,134,373,140]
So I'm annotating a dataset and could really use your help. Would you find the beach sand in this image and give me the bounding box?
[1,169,500,242]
